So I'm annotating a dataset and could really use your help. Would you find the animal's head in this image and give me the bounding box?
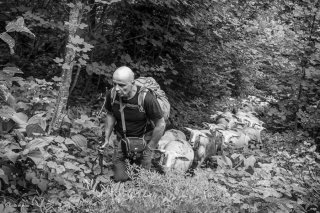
[252,123,265,131]
[154,149,189,172]
[217,130,241,147]
[203,122,226,135]
[185,127,208,148]
[243,127,263,143]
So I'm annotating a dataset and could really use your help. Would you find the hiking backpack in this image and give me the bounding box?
[110,77,170,120]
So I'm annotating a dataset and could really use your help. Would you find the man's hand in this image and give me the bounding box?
[98,139,110,153]
[147,142,157,151]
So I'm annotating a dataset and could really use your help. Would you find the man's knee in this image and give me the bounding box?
[113,160,130,182]
[141,149,153,169]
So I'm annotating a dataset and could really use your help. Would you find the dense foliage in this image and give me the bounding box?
[1,0,320,212]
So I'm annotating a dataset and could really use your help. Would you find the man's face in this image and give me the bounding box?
[113,78,133,98]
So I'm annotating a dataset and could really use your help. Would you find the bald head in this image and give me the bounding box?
[112,66,136,98]
[113,66,135,83]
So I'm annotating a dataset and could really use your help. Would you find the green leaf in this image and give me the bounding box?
[16,102,29,110]
[26,138,49,150]
[62,63,71,70]
[65,138,75,145]
[26,124,45,137]
[5,150,20,163]
[52,76,62,81]
[79,23,88,29]
[11,112,28,126]
[66,3,75,8]
[0,166,9,184]
[3,67,23,75]
[256,180,271,187]
[69,195,81,204]
[78,58,87,65]
[256,187,282,198]
[47,161,58,169]
[71,134,87,148]
[291,184,307,195]
[82,42,94,52]
[56,165,66,174]
[244,155,256,168]
[0,203,16,213]
[70,35,84,44]
[37,179,49,192]
[231,193,242,204]
[53,57,63,64]
[95,0,121,5]
[6,17,35,37]
[64,161,80,171]
[0,32,15,54]
[27,113,47,132]
[217,155,232,168]
[0,169,4,176]
[62,172,76,182]
[27,150,45,164]
[54,136,65,143]
[0,106,15,119]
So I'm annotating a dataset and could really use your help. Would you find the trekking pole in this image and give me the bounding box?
[98,141,104,175]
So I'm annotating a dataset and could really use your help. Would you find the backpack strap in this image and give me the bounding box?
[137,87,148,113]
[119,97,127,137]
[138,87,155,130]
[110,87,117,106]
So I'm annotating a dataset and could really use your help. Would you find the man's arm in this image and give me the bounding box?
[101,112,116,148]
[148,117,166,149]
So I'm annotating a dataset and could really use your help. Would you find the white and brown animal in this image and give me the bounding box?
[235,110,264,130]
[158,129,187,150]
[210,110,238,129]
[215,126,263,149]
[154,139,194,173]
[185,127,222,169]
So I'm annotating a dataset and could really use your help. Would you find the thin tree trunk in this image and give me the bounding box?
[70,64,81,94]
[48,2,83,134]
[293,7,318,143]
[293,65,305,143]
[81,74,92,96]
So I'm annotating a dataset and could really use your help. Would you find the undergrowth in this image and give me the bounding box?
[1,134,320,213]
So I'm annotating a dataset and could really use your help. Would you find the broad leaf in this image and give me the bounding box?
[71,134,87,148]
[64,161,80,171]
[37,179,49,192]
[27,150,44,164]
[0,32,15,54]
[6,17,35,37]
[3,67,23,75]
[27,113,47,131]
[244,155,256,168]
[26,124,45,137]
[26,138,49,150]
[65,138,75,145]
[5,150,20,163]
[16,102,29,110]
[56,165,66,174]
[47,161,58,169]
[11,112,28,127]
[54,136,65,143]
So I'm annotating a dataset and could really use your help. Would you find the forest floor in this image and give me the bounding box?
[1,130,319,213]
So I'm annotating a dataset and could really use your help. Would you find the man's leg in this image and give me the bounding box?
[140,146,153,170]
[112,139,130,182]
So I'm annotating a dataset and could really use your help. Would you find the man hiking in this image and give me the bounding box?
[100,66,166,182]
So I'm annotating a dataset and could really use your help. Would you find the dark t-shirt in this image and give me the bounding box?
[105,86,163,137]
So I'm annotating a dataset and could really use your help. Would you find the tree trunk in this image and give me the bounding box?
[48,2,83,134]
[70,64,81,95]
